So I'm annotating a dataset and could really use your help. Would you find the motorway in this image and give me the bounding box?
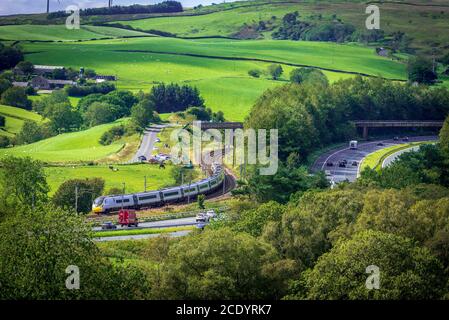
[382,145,423,168]
[94,230,192,242]
[129,124,166,163]
[93,216,197,232]
[311,136,438,183]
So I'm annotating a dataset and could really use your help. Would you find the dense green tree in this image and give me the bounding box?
[0,135,9,148]
[131,98,157,131]
[0,114,4,127]
[267,64,283,80]
[83,101,116,127]
[0,78,11,96]
[170,165,198,185]
[233,201,285,237]
[290,68,328,86]
[0,156,49,207]
[1,87,32,110]
[440,115,449,155]
[15,120,45,144]
[0,204,150,299]
[262,188,364,269]
[15,61,34,75]
[0,45,23,71]
[407,56,437,84]
[248,69,262,78]
[157,228,296,299]
[297,230,445,299]
[52,178,105,213]
[149,83,204,113]
[99,125,126,145]
[45,102,82,132]
[33,90,70,116]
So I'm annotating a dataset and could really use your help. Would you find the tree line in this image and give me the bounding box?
[47,1,183,18]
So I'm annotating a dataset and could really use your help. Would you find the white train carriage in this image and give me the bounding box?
[135,191,162,208]
[93,163,227,214]
[161,187,183,203]
[94,194,137,213]
[197,179,212,194]
[181,184,199,198]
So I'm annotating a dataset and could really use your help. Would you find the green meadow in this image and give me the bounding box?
[0,24,150,41]
[19,37,406,120]
[0,119,129,162]
[44,163,176,195]
[0,105,43,137]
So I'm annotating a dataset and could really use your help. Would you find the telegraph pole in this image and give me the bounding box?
[47,0,50,14]
[75,185,78,212]
[121,182,125,210]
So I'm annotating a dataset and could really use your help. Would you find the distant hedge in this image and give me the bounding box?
[48,1,182,18]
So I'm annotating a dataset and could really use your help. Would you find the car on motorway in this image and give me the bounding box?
[352,161,358,166]
[394,136,399,141]
[377,142,384,146]
[402,137,409,142]
[206,210,216,219]
[101,221,117,230]
[326,162,334,167]
[325,170,332,177]
[196,213,210,223]
[138,155,147,161]
[338,161,346,168]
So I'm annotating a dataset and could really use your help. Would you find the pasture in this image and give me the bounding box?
[44,163,177,195]
[18,37,406,120]
[0,24,150,41]
[0,119,130,162]
[0,104,43,137]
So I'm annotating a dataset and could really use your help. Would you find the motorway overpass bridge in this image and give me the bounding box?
[354,120,444,138]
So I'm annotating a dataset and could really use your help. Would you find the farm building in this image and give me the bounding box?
[12,76,76,90]
[33,65,65,76]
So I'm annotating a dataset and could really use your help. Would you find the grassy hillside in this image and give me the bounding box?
[45,164,176,196]
[0,119,129,162]
[112,0,449,53]
[19,37,405,120]
[0,105,43,137]
[0,24,150,41]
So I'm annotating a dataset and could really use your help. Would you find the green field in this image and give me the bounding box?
[18,37,405,120]
[0,24,150,41]
[112,0,449,52]
[45,163,178,195]
[0,105,43,137]
[0,119,129,162]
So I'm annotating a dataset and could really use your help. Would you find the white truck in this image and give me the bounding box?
[349,140,358,150]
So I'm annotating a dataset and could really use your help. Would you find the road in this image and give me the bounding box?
[311,136,437,183]
[93,216,197,232]
[382,145,423,168]
[129,124,166,163]
[94,230,192,242]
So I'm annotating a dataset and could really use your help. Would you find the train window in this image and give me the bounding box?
[164,191,180,197]
[184,188,196,193]
[115,199,130,204]
[199,184,209,189]
[210,180,217,185]
[139,194,158,201]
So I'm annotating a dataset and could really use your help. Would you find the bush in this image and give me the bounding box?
[1,87,32,110]
[0,115,5,127]
[99,125,126,145]
[52,178,105,213]
[0,135,10,148]
[65,82,115,97]
[248,69,262,78]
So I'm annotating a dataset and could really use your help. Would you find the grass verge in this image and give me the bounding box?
[94,225,194,238]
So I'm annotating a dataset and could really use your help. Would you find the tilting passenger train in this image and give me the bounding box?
[92,164,225,214]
